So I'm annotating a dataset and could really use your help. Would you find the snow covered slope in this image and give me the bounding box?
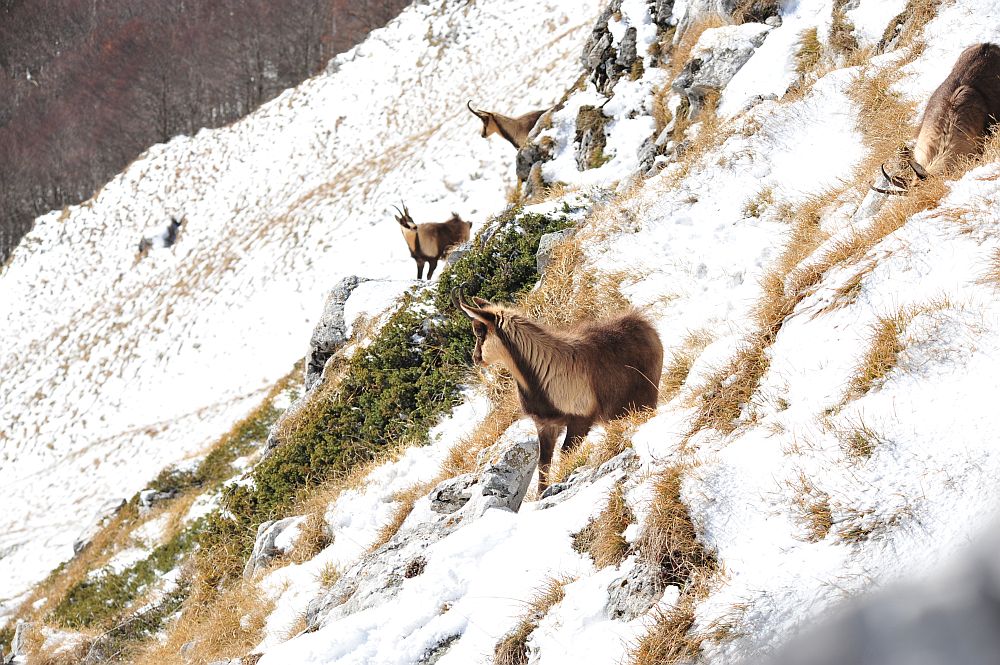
[11,0,1000,663]
[0,0,602,609]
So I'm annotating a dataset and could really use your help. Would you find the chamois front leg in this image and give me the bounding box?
[535,420,562,494]
[416,260,425,280]
[562,416,593,453]
[426,258,438,280]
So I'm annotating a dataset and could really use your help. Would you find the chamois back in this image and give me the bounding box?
[467,100,548,149]
[916,43,1000,175]
[394,205,471,280]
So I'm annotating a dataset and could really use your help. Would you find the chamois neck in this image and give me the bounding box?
[498,314,573,397]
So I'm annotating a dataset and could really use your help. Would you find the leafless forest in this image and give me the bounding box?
[0,0,409,261]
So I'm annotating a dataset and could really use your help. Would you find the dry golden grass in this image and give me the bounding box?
[289,511,333,564]
[836,418,885,460]
[315,562,341,590]
[637,467,717,588]
[790,473,833,541]
[879,0,945,53]
[370,482,435,551]
[494,577,570,665]
[795,28,823,76]
[731,0,780,23]
[836,503,912,544]
[19,624,94,665]
[16,502,140,623]
[134,579,272,665]
[979,247,1000,287]
[572,483,635,568]
[830,0,860,56]
[551,440,594,485]
[630,574,717,665]
[847,310,910,398]
[690,193,834,436]
[661,330,714,403]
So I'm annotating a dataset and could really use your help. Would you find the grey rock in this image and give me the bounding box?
[466,436,539,517]
[417,634,461,664]
[429,473,477,514]
[305,275,369,391]
[753,518,1000,665]
[537,448,637,511]
[138,488,176,511]
[243,515,302,579]
[606,557,672,620]
[575,105,610,172]
[9,621,30,663]
[615,27,638,69]
[536,229,575,273]
[765,14,783,27]
[442,241,471,271]
[671,23,771,117]
[653,0,675,24]
[516,141,548,183]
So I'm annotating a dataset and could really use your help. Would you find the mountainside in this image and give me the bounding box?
[0,0,411,261]
[7,0,1000,663]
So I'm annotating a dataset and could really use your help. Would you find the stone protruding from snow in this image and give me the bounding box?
[243,516,304,579]
[465,434,540,517]
[72,498,127,555]
[671,23,772,117]
[428,473,477,514]
[304,275,369,391]
[536,228,576,273]
[606,557,671,620]
[7,621,31,664]
[138,488,176,512]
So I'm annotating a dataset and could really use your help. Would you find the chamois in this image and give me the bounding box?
[394,203,471,280]
[455,289,663,493]
[466,100,548,150]
[881,43,1000,192]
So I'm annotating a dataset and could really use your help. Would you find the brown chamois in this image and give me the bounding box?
[394,203,472,280]
[881,43,1000,192]
[456,289,663,493]
[467,100,549,150]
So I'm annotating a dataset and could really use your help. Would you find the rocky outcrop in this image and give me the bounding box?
[306,425,540,629]
[536,228,575,273]
[243,516,306,578]
[671,23,772,117]
[304,275,369,391]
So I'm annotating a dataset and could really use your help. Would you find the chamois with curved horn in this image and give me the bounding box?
[467,100,549,150]
[880,43,1000,193]
[394,203,471,280]
[455,289,663,493]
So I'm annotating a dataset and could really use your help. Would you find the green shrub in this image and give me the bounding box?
[200,206,574,575]
[51,523,201,629]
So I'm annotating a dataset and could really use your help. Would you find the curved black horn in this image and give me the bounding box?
[392,204,404,219]
[467,100,485,117]
[881,163,908,190]
[908,158,929,180]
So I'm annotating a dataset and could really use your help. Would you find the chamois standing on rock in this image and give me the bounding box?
[882,43,1000,192]
[394,204,471,280]
[467,100,549,150]
[456,289,663,493]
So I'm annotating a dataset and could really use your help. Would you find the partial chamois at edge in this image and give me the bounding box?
[881,42,1000,192]
[456,289,664,492]
[466,100,550,149]
[394,204,472,280]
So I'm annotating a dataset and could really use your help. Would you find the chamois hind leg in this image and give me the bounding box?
[426,258,438,280]
[562,416,593,453]
[416,260,425,280]
[535,420,562,494]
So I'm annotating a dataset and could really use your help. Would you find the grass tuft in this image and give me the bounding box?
[572,483,634,568]
[493,577,570,665]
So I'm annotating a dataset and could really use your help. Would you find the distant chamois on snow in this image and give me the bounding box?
[136,216,184,261]
[466,100,549,149]
[455,288,663,492]
[393,203,471,280]
[881,43,1000,192]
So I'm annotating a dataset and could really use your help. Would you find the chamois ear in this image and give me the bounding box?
[454,287,495,325]
[907,158,929,180]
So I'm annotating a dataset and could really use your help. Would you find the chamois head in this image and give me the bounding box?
[876,43,1000,195]
[875,145,928,195]
[467,100,498,139]
[454,288,510,368]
